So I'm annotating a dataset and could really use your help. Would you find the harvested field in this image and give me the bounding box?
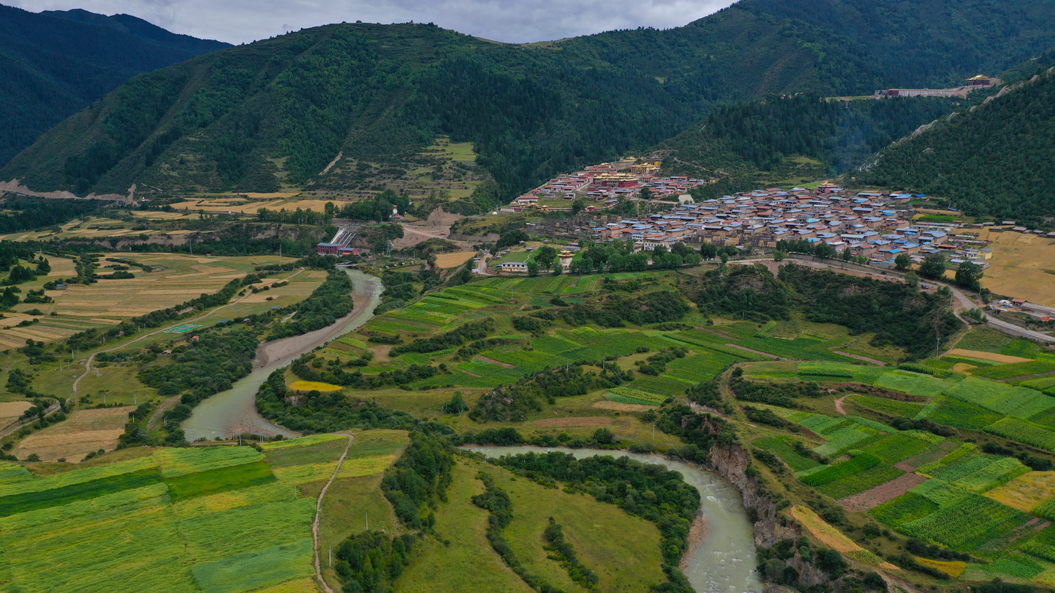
[981,231,1055,307]
[946,349,1032,364]
[840,472,930,512]
[915,557,966,578]
[0,401,32,425]
[530,417,612,428]
[433,251,476,269]
[985,472,1055,513]
[13,406,135,462]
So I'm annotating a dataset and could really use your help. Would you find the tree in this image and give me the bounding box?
[552,261,563,276]
[773,250,785,262]
[894,252,912,271]
[719,252,729,265]
[444,392,467,414]
[571,198,586,215]
[535,246,557,268]
[904,270,920,288]
[640,187,654,200]
[527,260,540,277]
[955,261,983,292]
[497,229,529,248]
[918,253,947,280]
[700,242,718,260]
[813,242,837,260]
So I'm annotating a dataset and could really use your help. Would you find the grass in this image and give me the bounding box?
[488,462,667,592]
[395,460,534,593]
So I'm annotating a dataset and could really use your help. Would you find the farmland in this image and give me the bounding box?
[0,432,407,592]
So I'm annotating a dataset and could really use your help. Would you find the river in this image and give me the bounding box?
[467,446,763,593]
[181,267,383,442]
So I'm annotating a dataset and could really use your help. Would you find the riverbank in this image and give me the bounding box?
[181,268,383,442]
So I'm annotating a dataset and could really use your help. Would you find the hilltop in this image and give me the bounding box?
[5,0,1055,203]
[0,5,229,168]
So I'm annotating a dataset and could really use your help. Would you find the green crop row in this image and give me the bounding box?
[870,492,940,528]
[981,553,1045,580]
[815,425,881,457]
[753,437,820,472]
[800,453,883,487]
[155,446,264,478]
[873,372,950,398]
[898,494,1030,550]
[1033,497,1055,521]
[191,538,314,593]
[916,443,977,475]
[925,398,1003,429]
[0,456,157,498]
[985,417,1055,452]
[165,460,275,502]
[950,457,1030,494]
[1022,524,1055,562]
[609,386,668,404]
[817,463,904,499]
[910,479,973,508]
[972,360,1055,380]
[0,468,163,518]
[862,433,934,464]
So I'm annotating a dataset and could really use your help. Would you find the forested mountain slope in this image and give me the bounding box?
[861,65,1055,227]
[657,94,964,197]
[0,5,228,167]
[5,0,1054,201]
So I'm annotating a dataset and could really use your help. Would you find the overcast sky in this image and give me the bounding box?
[12,0,737,45]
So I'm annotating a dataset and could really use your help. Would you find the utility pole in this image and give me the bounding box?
[366,512,369,531]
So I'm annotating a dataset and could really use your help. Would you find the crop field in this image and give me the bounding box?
[871,493,941,527]
[973,359,1055,380]
[814,424,883,456]
[801,453,883,487]
[12,405,135,462]
[861,433,935,464]
[985,417,1055,452]
[604,386,668,406]
[847,394,926,417]
[916,557,967,578]
[288,380,342,392]
[0,434,362,592]
[984,472,1055,513]
[926,398,1005,429]
[818,463,904,500]
[1022,524,1055,562]
[753,436,820,471]
[873,371,950,397]
[898,494,1031,550]
[942,377,1055,418]
[790,506,891,568]
[980,231,1055,307]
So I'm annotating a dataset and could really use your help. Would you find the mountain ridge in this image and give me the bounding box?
[0,4,229,167]
[5,0,1055,202]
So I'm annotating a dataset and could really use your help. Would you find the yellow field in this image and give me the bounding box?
[169,195,338,215]
[981,231,1055,306]
[791,506,897,570]
[433,251,476,269]
[915,557,966,578]
[0,401,32,425]
[946,349,1032,364]
[984,472,1055,512]
[288,380,342,392]
[13,406,135,462]
[335,454,397,479]
[0,254,296,347]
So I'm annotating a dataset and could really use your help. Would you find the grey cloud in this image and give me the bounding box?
[13,0,736,45]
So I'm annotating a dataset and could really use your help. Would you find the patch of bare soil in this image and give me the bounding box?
[839,473,929,512]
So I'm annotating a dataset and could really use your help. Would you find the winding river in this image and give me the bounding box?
[181,267,383,442]
[468,446,763,593]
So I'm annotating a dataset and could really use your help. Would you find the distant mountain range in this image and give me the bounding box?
[0,4,228,167]
[3,0,1054,204]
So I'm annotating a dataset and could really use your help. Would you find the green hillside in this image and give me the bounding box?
[657,93,965,195]
[861,65,1055,227]
[0,5,228,168]
[6,0,1055,202]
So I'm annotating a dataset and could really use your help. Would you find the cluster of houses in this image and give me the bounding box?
[503,161,712,213]
[574,185,1012,268]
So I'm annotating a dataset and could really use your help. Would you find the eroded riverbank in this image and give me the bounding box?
[181,268,382,442]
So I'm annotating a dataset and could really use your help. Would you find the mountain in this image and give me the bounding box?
[656,93,966,198]
[859,63,1055,227]
[4,0,1054,203]
[0,4,229,167]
